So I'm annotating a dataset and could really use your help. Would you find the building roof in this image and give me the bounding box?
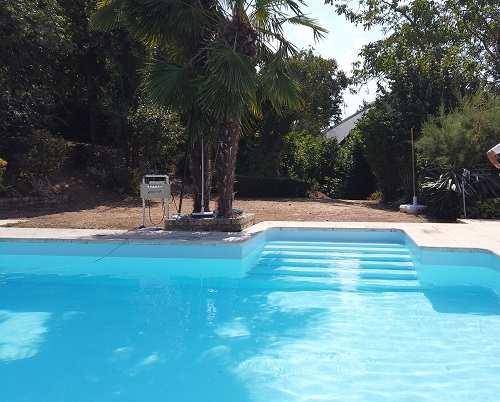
[322,106,372,143]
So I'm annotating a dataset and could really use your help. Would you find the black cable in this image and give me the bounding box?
[148,198,166,226]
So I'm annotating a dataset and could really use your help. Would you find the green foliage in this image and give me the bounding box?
[287,49,349,134]
[234,176,311,198]
[280,131,344,194]
[469,198,500,219]
[417,92,500,169]
[417,90,500,219]
[0,0,73,158]
[0,158,6,187]
[21,130,67,179]
[341,130,378,200]
[129,100,184,174]
[447,0,500,85]
[422,168,500,220]
[238,50,348,177]
[331,0,484,133]
[237,130,280,177]
[352,107,407,201]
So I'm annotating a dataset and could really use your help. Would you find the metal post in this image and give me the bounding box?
[411,127,417,205]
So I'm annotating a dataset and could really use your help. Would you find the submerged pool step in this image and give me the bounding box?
[249,266,418,280]
[241,274,423,292]
[245,241,420,291]
[256,257,414,270]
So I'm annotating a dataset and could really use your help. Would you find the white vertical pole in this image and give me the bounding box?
[200,137,205,213]
[411,127,417,205]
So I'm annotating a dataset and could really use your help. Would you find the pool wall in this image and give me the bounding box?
[2,228,500,292]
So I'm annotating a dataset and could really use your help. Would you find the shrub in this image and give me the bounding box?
[341,131,377,200]
[0,158,7,187]
[468,198,500,219]
[279,130,345,196]
[417,92,500,169]
[21,129,67,178]
[129,101,184,174]
[422,168,500,220]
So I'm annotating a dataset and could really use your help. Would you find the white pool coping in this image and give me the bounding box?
[0,220,499,256]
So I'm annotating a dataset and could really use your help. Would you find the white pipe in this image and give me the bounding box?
[200,137,204,212]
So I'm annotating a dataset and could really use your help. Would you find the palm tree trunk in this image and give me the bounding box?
[216,120,240,217]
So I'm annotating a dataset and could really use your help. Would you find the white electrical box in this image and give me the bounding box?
[140,175,170,199]
[140,175,170,228]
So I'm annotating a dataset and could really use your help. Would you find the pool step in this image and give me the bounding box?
[245,241,420,291]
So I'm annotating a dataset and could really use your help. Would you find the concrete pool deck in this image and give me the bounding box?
[0,220,499,256]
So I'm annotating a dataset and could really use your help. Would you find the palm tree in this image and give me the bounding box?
[91,0,326,218]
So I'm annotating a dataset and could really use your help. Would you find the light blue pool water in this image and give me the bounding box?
[1,230,500,401]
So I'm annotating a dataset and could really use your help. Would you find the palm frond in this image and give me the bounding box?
[146,61,199,111]
[198,40,258,120]
[90,0,123,31]
[121,0,216,47]
[258,44,303,112]
[286,15,328,42]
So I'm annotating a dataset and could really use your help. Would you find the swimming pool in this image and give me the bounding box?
[1,229,500,401]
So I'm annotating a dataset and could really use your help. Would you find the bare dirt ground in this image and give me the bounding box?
[0,166,431,230]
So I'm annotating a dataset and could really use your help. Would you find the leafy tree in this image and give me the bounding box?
[91,0,326,217]
[238,49,348,177]
[288,49,349,134]
[417,92,500,169]
[280,130,344,196]
[417,90,500,220]
[129,99,184,174]
[446,0,500,86]
[0,0,72,166]
[351,107,407,201]
[328,0,484,133]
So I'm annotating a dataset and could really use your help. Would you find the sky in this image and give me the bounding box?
[282,0,384,121]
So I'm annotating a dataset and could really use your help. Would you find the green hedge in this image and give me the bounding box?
[0,158,6,187]
[234,175,311,198]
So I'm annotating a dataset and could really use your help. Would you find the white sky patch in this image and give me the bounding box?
[0,310,51,362]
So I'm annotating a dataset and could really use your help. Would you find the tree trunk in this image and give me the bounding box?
[191,138,212,213]
[216,120,240,217]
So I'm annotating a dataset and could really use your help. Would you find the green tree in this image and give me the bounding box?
[416,90,500,220]
[447,0,500,86]
[352,107,407,201]
[0,0,72,166]
[129,99,184,174]
[417,91,500,168]
[238,49,348,177]
[280,130,345,196]
[329,0,484,133]
[91,0,326,217]
[288,49,349,134]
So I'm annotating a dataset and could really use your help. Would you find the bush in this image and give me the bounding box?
[21,129,67,178]
[235,175,311,198]
[352,108,407,201]
[468,198,500,219]
[279,130,345,195]
[422,168,500,220]
[341,131,377,200]
[417,92,500,169]
[129,101,184,174]
[0,158,7,187]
